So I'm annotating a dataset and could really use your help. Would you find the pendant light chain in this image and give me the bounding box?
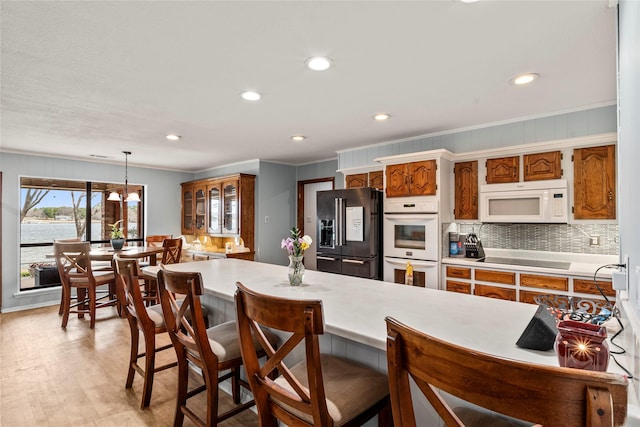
[123,150,130,199]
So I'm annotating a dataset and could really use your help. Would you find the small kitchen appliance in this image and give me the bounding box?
[464,233,485,259]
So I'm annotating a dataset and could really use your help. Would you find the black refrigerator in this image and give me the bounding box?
[316,187,382,280]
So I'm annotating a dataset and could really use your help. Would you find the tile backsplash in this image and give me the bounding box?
[443,223,619,255]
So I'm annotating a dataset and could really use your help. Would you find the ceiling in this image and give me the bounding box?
[1,1,617,173]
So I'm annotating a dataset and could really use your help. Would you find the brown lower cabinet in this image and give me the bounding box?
[443,263,614,305]
[475,284,516,301]
[446,280,471,294]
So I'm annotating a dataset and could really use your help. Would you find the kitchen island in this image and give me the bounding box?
[143,258,635,425]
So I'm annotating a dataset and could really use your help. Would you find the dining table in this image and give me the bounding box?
[89,245,164,265]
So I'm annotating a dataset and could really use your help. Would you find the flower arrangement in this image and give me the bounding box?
[281,227,312,258]
[109,220,125,239]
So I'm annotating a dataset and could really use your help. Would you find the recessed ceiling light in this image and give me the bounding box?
[241,91,262,101]
[166,134,182,141]
[512,73,540,85]
[460,0,479,3]
[373,113,391,121]
[305,56,332,71]
[291,135,306,142]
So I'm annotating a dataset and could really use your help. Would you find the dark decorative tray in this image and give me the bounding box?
[534,294,615,325]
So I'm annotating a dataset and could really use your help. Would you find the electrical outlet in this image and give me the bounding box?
[589,235,600,246]
[264,216,269,223]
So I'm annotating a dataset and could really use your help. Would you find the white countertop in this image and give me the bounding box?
[146,259,563,366]
[144,258,637,423]
[443,248,619,278]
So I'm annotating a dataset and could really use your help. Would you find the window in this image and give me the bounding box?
[19,177,144,291]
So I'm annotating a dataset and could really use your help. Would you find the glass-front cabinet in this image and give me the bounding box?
[223,181,238,234]
[195,185,206,232]
[208,185,221,234]
[181,174,256,254]
[181,184,194,234]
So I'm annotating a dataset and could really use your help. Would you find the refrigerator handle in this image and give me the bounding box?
[338,197,345,246]
[334,198,340,247]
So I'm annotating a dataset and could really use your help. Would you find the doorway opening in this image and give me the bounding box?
[297,178,334,271]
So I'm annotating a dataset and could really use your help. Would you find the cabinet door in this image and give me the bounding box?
[368,170,384,191]
[475,284,516,301]
[573,145,616,219]
[345,173,368,189]
[446,280,471,294]
[181,184,194,234]
[207,184,221,234]
[520,274,568,291]
[194,185,207,233]
[523,151,562,181]
[454,161,478,220]
[486,156,519,184]
[222,180,239,234]
[386,164,410,197]
[408,160,437,196]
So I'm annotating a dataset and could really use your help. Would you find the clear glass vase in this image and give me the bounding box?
[288,255,305,286]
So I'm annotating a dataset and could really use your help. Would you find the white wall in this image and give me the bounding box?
[618,0,640,311]
[0,152,192,312]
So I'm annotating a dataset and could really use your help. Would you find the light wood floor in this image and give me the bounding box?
[0,304,259,427]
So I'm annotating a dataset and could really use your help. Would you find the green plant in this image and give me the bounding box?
[109,220,125,239]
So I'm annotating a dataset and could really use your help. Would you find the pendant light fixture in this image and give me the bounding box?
[107,151,140,203]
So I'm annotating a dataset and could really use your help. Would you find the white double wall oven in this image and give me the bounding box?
[383,199,440,289]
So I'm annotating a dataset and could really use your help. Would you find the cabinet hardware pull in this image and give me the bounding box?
[317,256,336,261]
[342,259,365,265]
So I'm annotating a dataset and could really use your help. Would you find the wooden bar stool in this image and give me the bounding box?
[157,267,279,427]
[114,255,177,409]
[385,316,628,427]
[234,281,391,427]
[54,241,117,329]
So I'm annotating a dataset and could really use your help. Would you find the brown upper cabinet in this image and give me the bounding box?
[368,170,384,190]
[485,156,519,184]
[181,174,256,251]
[523,151,563,181]
[386,160,437,197]
[181,182,207,235]
[345,170,383,191]
[454,161,478,220]
[573,145,616,219]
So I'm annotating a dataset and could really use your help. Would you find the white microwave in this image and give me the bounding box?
[479,180,568,223]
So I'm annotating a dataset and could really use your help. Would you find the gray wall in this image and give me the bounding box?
[338,104,617,170]
[618,0,640,310]
[296,159,343,189]
[257,162,297,266]
[0,152,192,312]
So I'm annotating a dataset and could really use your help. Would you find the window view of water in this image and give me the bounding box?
[20,222,103,269]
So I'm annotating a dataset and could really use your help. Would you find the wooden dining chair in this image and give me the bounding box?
[141,237,183,305]
[157,267,279,427]
[54,237,82,315]
[53,241,118,329]
[234,281,391,427]
[114,255,177,409]
[385,316,628,427]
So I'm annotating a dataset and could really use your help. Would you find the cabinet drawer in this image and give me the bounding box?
[573,279,615,297]
[520,274,568,291]
[520,290,558,305]
[446,280,471,294]
[475,269,515,285]
[475,284,516,301]
[446,266,471,280]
